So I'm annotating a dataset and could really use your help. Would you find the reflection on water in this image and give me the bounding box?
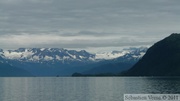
[0,77,179,101]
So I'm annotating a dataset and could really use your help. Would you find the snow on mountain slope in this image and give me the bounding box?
[3,50,34,59]
[0,47,148,64]
[95,51,129,60]
[0,48,95,63]
[95,47,148,60]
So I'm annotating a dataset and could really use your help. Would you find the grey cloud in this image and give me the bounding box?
[1,0,180,31]
[0,33,158,50]
[0,0,180,52]
[60,31,116,37]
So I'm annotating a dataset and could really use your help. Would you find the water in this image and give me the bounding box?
[0,77,180,101]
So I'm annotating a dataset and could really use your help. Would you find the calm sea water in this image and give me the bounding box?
[0,77,179,101]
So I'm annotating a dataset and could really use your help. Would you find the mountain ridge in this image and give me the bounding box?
[126,33,180,76]
[0,47,147,76]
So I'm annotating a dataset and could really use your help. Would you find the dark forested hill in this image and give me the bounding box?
[126,33,180,76]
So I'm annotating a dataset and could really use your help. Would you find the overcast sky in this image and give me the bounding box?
[0,0,180,52]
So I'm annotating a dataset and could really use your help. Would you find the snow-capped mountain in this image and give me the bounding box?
[0,48,95,64]
[80,47,148,75]
[0,47,147,63]
[95,47,148,60]
[0,47,148,76]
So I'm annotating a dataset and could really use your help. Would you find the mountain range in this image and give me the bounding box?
[2,33,180,77]
[0,47,147,76]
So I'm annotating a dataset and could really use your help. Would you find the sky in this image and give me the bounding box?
[0,0,180,52]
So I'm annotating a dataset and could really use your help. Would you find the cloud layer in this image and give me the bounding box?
[0,0,180,52]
